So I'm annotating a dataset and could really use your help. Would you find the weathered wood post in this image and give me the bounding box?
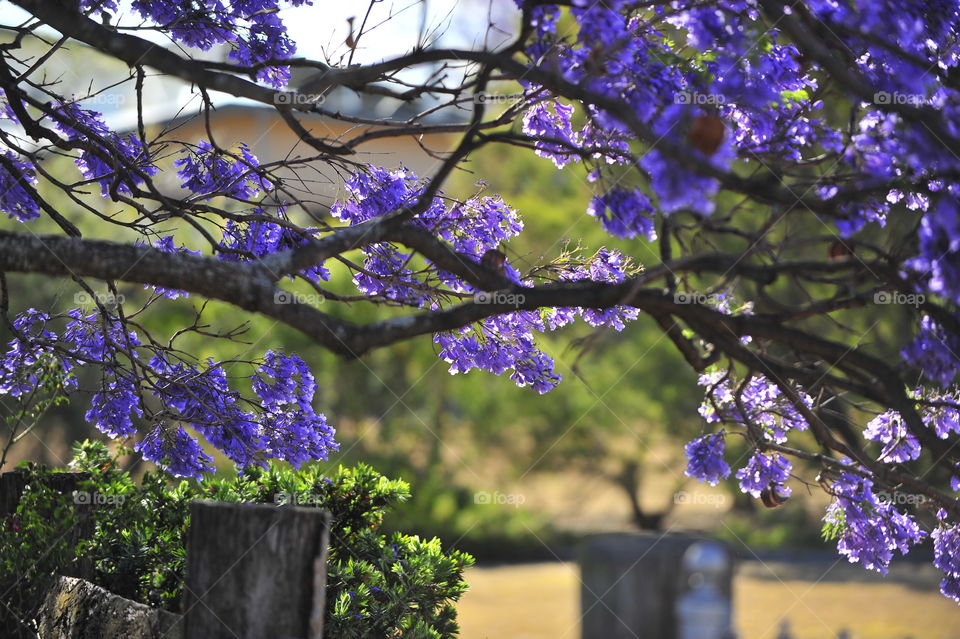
[579,532,733,639]
[0,470,90,518]
[37,576,185,639]
[183,501,331,639]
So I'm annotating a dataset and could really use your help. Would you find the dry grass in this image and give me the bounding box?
[458,562,960,639]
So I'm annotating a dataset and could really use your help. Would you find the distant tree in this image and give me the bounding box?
[1,0,959,601]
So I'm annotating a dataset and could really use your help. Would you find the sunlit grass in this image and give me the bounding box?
[458,562,960,639]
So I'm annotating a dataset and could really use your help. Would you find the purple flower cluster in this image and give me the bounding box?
[901,315,960,388]
[0,307,337,478]
[86,373,142,439]
[684,432,731,486]
[435,313,561,394]
[327,166,644,392]
[52,102,156,197]
[136,425,216,479]
[0,151,40,222]
[586,187,657,241]
[432,245,640,392]
[908,197,960,308]
[933,514,960,602]
[698,372,811,442]
[863,410,922,463]
[824,471,925,574]
[125,0,303,87]
[521,100,579,169]
[736,451,792,498]
[0,309,58,397]
[921,390,960,440]
[253,350,338,467]
[146,351,337,475]
[175,141,271,201]
[64,309,141,362]
[149,354,260,470]
[219,209,330,282]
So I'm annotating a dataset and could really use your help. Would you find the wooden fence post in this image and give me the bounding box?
[579,532,733,639]
[183,501,330,639]
[0,470,90,518]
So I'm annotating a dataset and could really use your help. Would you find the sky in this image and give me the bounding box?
[0,0,519,66]
[0,0,519,127]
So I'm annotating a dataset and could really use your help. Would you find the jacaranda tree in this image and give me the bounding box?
[0,0,959,603]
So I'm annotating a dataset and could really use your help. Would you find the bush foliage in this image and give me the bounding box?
[0,440,473,639]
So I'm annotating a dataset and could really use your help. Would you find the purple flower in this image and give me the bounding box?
[142,236,200,299]
[330,166,419,224]
[824,471,925,575]
[219,210,330,282]
[52,102,156,196]
[149,355,261,468]
[85,373,142,439]
[64,309,141,362]
[863,410,922,463]
[0,309,58,397]
[906,196,960,306]
[136,425,215,479]
[918,390,960,439]
[175,141,271,200]
[129,0,297,87]
[736,451,792,498]
[587,188,657,240]
[0,152,40,222]
[684,432,731,486]
[435,313,561,394]
[697,373,810,441]
[933,519,960,602]
[901,315,960,388]
[253,351,337,467]
[522,100,579,168]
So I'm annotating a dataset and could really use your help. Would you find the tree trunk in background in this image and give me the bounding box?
[617,460,667,530]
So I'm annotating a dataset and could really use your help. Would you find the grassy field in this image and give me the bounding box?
[457,562,960,639]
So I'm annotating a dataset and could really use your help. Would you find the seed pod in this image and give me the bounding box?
[480,249,507,274]
[828,239,854,260]
[689,114,726,156]
[345,17,357,50]
[760,484,789,508]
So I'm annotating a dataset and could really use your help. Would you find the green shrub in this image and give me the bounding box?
[0,440,473,639]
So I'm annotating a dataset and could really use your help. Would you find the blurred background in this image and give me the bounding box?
[0,2,958,637]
